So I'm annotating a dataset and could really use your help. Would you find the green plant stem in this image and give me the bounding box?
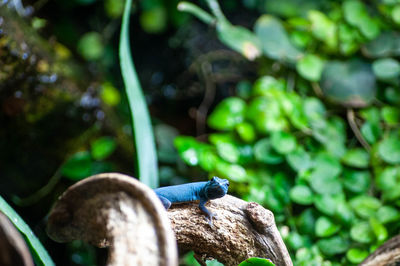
[347,109,371,152]
[205,0,228,23]
[119,0,159,188]
[177,2,215,25]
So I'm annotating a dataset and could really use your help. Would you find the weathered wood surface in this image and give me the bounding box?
[361,235,400,266]
[47,173,292,266]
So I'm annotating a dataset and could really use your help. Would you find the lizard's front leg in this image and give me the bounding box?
[157,195,172,210]
[199,199,217,226]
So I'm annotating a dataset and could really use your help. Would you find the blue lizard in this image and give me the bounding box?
[154,176,229,225]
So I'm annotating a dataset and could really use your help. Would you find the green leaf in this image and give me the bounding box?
[120,0,158,188]
[308,10,337,48]
[235,122,256,143]
[378,134,400,164]
[208,97,246,130]
[361,122,381,144]
[62,151,92,180]
[343,170,371,193]
[247,97,288,132]
[215,161,247,182]
[350,221,375,243]
[238,257,275,266]
[309,154,342,194]
[317,235,350,256]
[77,32,104,60]
[341,148,370,168]
[315,216,340,237]
[382,106,400,125]
[297,209,317,235]
[372,58,400,80]
[254,15,302,63]
[290,185,314,205]
[304,97,326,122]
[0,196,55,266]
[252,76,285,96]
[335,201,355,225]
[385,87,400,104]
[392,5,400,24]
[346,248,369,264]
[217,22,262,60]
[320,59,376,107]
[369,217,388,243]
[350,195,381,218]
[271,131,297,154]
[286,147,313,172]
[363,31,400,58]
[376,206,400,224]
[314,194,343,216]
[296,54,325,81]
[254,138,284,164]
[343,0,380,40]
[216,142,240,163]
[140,7,167,33]
[376,167,400,201]
[101,82,121,106]
[91,137,116,160]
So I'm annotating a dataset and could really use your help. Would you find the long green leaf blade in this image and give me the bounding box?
[119,0,159,188]
[0,195,55,266]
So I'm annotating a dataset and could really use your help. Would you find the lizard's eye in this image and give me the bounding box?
[211,176,216,182]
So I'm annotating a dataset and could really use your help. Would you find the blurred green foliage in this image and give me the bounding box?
[176,0,400,264]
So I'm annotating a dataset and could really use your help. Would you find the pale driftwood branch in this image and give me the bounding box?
[47,173,292,266]
[46,173,178,266]
[361,235,400,266]
[0,212,33,266]
[166,195,292,266]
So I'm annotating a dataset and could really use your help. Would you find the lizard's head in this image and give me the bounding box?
[204,176,229,200]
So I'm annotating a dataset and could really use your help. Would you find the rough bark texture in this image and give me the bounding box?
[47,173,178,266]
[361,235,400,266]
[47,173,292,266]
[167,195,292,266]
[0,212,34,266]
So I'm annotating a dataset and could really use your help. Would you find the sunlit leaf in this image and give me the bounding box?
[346,248,369,264]
[208,97,246,130]
[91,137,116,160]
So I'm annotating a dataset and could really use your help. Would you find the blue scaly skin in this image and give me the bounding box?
[154,176,229,225]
